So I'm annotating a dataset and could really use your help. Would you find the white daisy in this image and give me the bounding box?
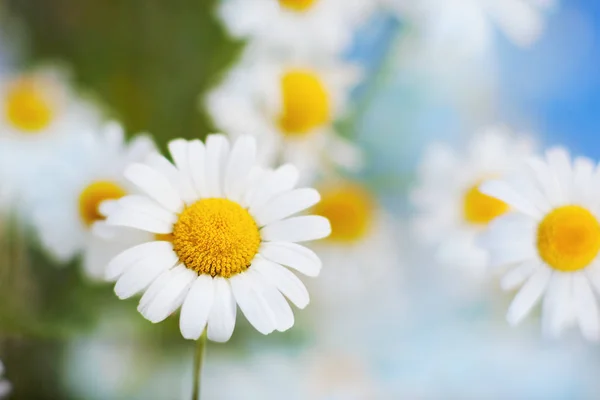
[217,0,374,56]
[0,66,100,206]
[310,180,401,299]
[0,361,10,399]
[479,147,600,341]
[411,127,535,278]
[389,0,555,56]
[30,122,156,278]
[104,134,331,342]
[205,56,362,181]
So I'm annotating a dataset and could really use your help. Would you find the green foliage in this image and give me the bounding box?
[7,0,243,148]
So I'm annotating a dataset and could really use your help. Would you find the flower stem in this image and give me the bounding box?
[191,330,207,400]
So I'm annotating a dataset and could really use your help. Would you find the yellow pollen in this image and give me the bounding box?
[5,78,54,133]
[279,0,318,12]
[463,181,509,225]
[537,205,600,272]
[172,198,261,278]
[313,184,374,243]
[78,181,127,227]
[278,69,330,136]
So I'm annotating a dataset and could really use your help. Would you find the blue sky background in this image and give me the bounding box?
[499,0,600,158]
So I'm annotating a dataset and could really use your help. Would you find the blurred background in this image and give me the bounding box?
[1,0,600,399]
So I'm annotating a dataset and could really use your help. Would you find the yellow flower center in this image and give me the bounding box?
[537,205,600,272]
[279,0,317,12]
[313,184,374,243]
[463,181,509,225]
[172,198,261,278]
[278,69,330,136]
[78,181,127,227]
[5,78,55,133]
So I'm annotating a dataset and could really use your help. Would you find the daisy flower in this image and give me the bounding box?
[0,66,100,206]
[104,134,330,342]
[479,147,600,341]
[310,181,401,298]
[206,56,362,181]
[411,127,535,278]
[390,0,555,56]
[30,122,155,278]
[217,0,374,56]
[0,361,10,399]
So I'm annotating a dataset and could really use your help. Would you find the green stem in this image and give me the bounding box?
[191,331,207,400]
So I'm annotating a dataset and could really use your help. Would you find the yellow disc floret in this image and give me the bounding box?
[5,78,55,133]
[314,183,374,243]
[278,69,330,136]
[279,0,318,12]
[463,181,509,225]
[79,181,127,227]
[537,205,600,272]
[172,198,261,278]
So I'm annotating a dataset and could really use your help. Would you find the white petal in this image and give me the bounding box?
[116,195,177,224]
[106,207,173,234]
[168,139,198,203]
[501,261,537,291]
[546,147,573,201]
[188,139,208,198]
[204,134,230,198]
[114,245,179,299]
[179,275,215,340]
[207,277,237,342]
[124,163,183,213]
[542,272,573,338]
[252,257,309,309]
[247,164,299,210]
[224,135,257,202]
[251,270,294,332]
[98,199,120,218]
[241,167,268,208]
[479,180,541,218]
[573,273,600,341]
[229,271,275,335]
[506,268,551,326]
[252,188,320,227]
[526,157,563,206]
[261,216,331,243]
[138,265,196,323]
[259,242,322,277]
[573,156,595,204]
[106,241,174,281]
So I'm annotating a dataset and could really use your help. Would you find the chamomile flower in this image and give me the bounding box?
[206,57,362,181]
[0,66,100,205]
[310,181,401,298]
[217,0,374,56]
[104,134,330,342]
[411,127,535,278]
[390,0,555,57]
[479,147,600,341]
[30,122,155,278]
[0,361,10,399]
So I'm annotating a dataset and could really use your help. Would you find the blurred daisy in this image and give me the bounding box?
[310,181,401,298]
[30,122,155,278]
[411,127,535,278]
[0,66,100,205]
[0,361,10,399]
[217,0,374,56]
[105,134,330,342]
[479,147,600,341]
[206,57,362,181]
[390,0,555,56]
